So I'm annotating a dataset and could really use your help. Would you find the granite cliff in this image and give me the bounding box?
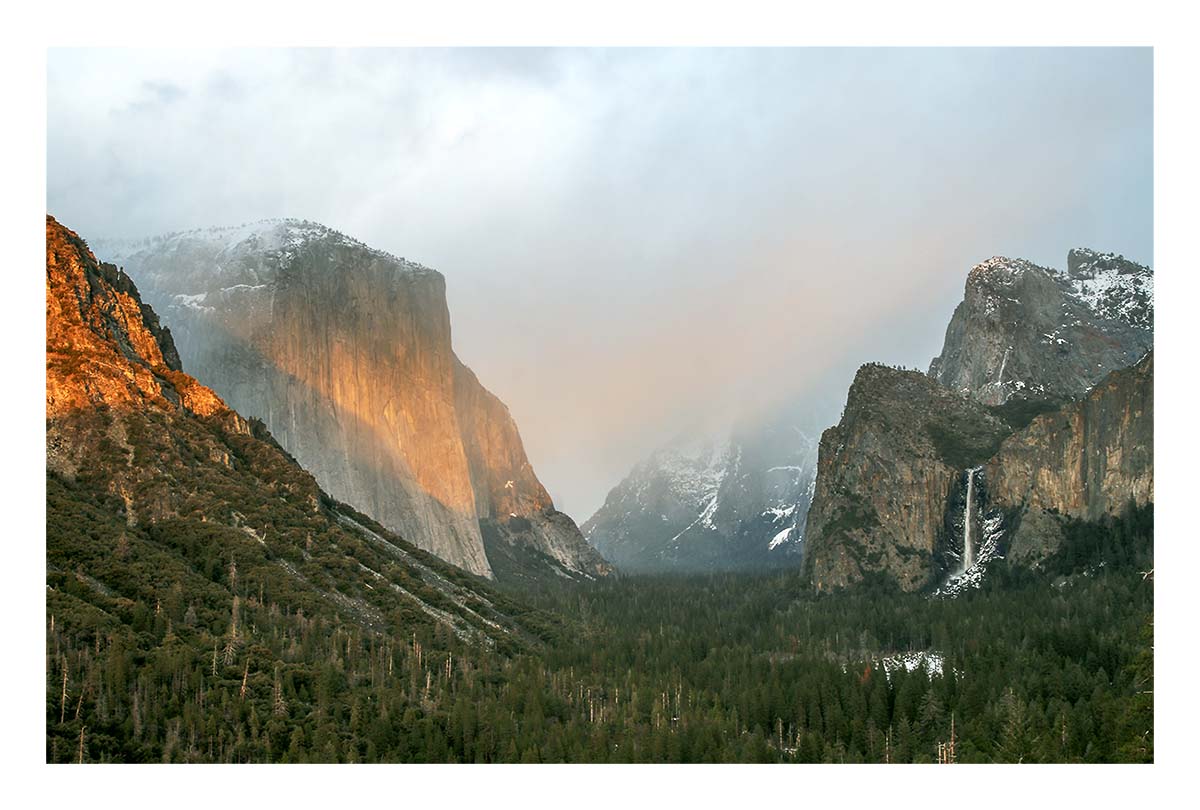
[96,220,608,582]
[985,351,1153,566]
[928,251,1152,406]
[802,364,1012,592]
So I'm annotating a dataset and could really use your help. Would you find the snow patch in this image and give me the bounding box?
[768,526,792,550]
[876,650,946,681]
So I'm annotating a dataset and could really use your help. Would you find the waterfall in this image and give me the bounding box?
[960,467,982,574]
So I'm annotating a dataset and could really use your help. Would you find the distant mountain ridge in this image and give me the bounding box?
[583,417,820,573]
[95,218,610,583]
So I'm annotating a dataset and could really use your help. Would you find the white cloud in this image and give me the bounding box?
[47,47,1152,519]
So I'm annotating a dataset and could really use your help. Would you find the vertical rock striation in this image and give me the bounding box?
[985,351,1153,563]
[47,214,555,648]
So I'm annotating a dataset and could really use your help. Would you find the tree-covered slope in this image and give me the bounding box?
[46,215,560,762]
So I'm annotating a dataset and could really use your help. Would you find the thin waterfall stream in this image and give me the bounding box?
[960,466,983,574]
[962,471,975,572]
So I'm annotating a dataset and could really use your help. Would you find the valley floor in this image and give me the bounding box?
[47,506,1153,764]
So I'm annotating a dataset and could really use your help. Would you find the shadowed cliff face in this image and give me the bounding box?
[929,252,1152,406]
[96,220,607,580]
[985,352,1153,563]
[803,364,1011,592]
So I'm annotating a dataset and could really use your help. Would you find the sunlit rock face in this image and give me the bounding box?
[46,215,255,522]
[453,359,613,580]
[48,214,551,648]
[928,251,1152,406]
[46,215,238,427]
[98,220,607,580]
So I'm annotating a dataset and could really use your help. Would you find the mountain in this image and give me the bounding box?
[582,418,820,573]
[805,249,1153,593]
[928,250,1152,406]
[47,214,549,648]
[94,220,609,583]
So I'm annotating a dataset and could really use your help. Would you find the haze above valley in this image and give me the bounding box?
[47,47,1152,520]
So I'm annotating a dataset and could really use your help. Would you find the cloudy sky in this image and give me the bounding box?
[47,48,1152,520]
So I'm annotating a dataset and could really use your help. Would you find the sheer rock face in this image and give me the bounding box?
[97,220,606,580]
[583,419,820,574]
[454,359,613,579]
[928,252,1152,406]
[803,364,1011,592]
[985,352,1153,563]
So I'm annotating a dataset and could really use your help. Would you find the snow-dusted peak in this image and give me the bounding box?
[584,415,822,572]
[960,250,1152,330]
[1062,248,1153,329]
[94,218,434,277]
[637,436,731,505]
[966,256,1047,288]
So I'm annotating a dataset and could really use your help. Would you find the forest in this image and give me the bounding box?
[46,469,1152,764]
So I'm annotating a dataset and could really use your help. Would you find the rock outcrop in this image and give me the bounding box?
[928,252,1152,406]
[46,215,244,429]
[454,359,612,580]
[803,364,1012,592]
[583,418,820,573]
[96,220,608,581]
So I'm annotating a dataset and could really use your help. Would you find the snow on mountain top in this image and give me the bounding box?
[638,438,731,506]
[93,218,434,275]
[962,250,1153,330]
[1061,249,1153,329]
[966,256,1046,287]
[1066,248,1149,275]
